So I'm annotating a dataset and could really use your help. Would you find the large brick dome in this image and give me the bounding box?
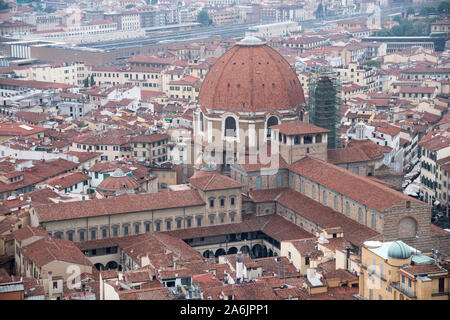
[198,36,305,113]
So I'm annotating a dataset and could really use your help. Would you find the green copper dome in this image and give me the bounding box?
[387,241,411,260]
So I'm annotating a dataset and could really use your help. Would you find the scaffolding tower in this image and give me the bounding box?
[308,68,341,149]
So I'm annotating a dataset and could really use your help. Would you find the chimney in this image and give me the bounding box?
[48,272,53,298]
[236,251,243,284]
[345,246,351,270]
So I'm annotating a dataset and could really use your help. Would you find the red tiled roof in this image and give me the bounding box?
[198,43,305,112]
[0,78,72,89]
[12,226,49,242]
[130,134,170,143]
[38,172,90,191]
[276,189,379,245]
[16,111,48,124]
[189,170,243,191]
[34,190,205,222]
[247,188,287,203]
[270,121,329,135]
[20,237,93,267]
[328,139,385,164]
[164,214,313,242]
[118,286,173,300]
[288,157,424,212]
[401,264,447,276]
[0,122,47,137]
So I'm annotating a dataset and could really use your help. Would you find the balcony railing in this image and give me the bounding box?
[431,289,450,296]
[361,265,387,281]
[390,282,416,299]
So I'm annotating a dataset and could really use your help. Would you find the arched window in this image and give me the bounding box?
[358,208,363,223]
[334,196,338,210]
[322,190,327,205]
[346,201,350,216]
[199,112,204,132]
[398,217,417,238]
[312,185,316,200]
[224,117,236,137]
[371,213,376,230]
[266,116,278,137]
[301,179,305,194]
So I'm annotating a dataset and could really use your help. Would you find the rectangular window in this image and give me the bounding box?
[102,229,107,238]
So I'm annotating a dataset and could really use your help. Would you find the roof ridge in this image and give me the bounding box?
[203,174,216,190]
[294,156,417,203]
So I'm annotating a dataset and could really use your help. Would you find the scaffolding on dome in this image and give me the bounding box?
[308,68,341,149]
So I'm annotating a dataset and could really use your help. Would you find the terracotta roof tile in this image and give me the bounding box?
[20,237,93,267]
[276,188,379,245]
[189,170,243,191]
[198,43,305,112]
[270,121,329,135]
[288,157,423,212]
[34,190,205,222]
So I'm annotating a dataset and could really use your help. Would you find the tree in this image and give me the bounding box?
[393,15,402,24]
[375,17,430,37]
[44,5,56,13]
[84,76,89,88]
[419,6,437,16]
[363,60,381,68]
[437,1,450,15]
[197,10,211,26]
[90,75,95,87]
[315,2,324,19]
[0,0,10,10]
[406,7,415,16]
